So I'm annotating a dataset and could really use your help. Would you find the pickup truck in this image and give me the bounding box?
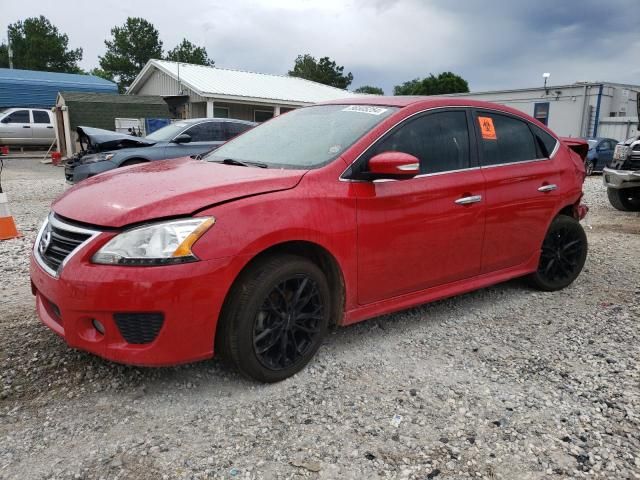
[603,135,640,211]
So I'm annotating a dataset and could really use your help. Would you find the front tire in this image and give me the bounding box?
[607,187,640,212]
[528,215,587,291]
[216,255,330,383]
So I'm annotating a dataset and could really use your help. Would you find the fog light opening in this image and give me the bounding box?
[92,319,105,335]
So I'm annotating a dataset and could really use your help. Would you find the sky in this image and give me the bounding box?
[1,0,639,93]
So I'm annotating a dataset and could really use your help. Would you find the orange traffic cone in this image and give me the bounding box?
[0,192,20,240]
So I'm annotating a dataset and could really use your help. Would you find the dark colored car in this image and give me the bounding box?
[65,118,256,183]
[31,97,588,383]
[583,137,618,175]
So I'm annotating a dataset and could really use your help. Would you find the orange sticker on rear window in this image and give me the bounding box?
[478,116,497,140]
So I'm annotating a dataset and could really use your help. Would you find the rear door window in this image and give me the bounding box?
[365,110,471,174]
[225,122,252,140]
[33,111,51,124]
[185,122,225,142]
[476,112,537,165]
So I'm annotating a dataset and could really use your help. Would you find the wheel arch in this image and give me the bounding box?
[118,157,150,167]
[220,240,346,330]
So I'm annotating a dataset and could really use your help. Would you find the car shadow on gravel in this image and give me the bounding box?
[1,277,539,408]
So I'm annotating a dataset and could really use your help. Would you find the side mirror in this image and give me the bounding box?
[172,133,192,144]
[368,151,420,178]
[1,117,10,124]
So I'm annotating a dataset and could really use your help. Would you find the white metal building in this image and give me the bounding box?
[127,59,357,122]
[450,82,639,141]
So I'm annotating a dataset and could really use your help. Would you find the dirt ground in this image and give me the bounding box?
[0,158,639,480]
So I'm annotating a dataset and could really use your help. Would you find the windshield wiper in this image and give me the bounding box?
[219,158,268,168]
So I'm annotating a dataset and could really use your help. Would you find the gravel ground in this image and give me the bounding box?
[1,158,639,480]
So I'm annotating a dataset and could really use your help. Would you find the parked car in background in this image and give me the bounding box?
[583,137,618,175]
[603,134,640,211]
[65,118,256,183]
[0,108,55,146]
[31,97,588,382]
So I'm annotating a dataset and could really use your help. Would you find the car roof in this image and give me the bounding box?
[181,117,256,126]
[583,137,617,142]
[317,95,541,119]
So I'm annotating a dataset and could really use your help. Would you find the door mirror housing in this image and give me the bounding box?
[368,151,420,178]
[1,117,10,124]
[172,133,192,144]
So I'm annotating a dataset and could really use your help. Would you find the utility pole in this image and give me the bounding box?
[7,28,14,69]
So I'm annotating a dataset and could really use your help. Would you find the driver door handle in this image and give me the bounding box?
[538,184,557,192]
[455,195,482,205]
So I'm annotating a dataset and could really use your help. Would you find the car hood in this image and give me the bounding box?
[53,158,306,228]
[77,126,156,153]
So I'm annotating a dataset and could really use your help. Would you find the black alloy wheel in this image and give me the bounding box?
[216,254,331,382]
[253,275,324,370]
[528,215,588,291]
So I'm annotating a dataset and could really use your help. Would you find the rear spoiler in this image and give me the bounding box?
[560,137,589,160]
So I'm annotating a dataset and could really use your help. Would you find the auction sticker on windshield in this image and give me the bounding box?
[342,105,389,115]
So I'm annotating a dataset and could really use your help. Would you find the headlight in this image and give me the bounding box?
[83,153,115,164]
[92,217,215,266]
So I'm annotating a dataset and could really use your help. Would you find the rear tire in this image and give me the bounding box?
[607,187,640,212]
[216,254,330,383]
[585,160,594,176]
[528,215,587,291]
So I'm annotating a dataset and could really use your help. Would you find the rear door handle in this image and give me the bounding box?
[538,184,557,192]
[455,195,482,205]
[23,125,31,128]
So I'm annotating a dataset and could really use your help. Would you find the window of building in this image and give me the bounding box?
[213,107,229,118]
[32,111,51,124]
[365,111,470,174]
[254,109,274,122]
[476,112,537,165]
[4,110,30,123]
[533,102,550,126]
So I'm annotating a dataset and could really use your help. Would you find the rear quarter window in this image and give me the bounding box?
[530,124,558,158]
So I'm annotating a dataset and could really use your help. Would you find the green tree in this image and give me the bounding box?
[354,85,384,95]
[288,54,353,89]
[394,72,469,96]
[166,39,214,66]
[99,17,163,92]
[0,16,82,72]
[88,67,114,82]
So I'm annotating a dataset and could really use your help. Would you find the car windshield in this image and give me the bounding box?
[145,122,190,142]
[205,104,398,169]
[587,139,598,147]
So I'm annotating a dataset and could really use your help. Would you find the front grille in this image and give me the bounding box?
[114,313,164,344]
[36,215,97,275]
[623,153,640,170]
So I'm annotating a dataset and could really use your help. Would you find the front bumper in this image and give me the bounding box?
[603,167,640,190]
[30,244,239,366]
[65,160,117,184]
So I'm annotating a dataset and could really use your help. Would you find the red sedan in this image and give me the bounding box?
[30,97,589,382]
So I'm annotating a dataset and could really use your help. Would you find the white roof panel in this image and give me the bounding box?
[139,59,357,105]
